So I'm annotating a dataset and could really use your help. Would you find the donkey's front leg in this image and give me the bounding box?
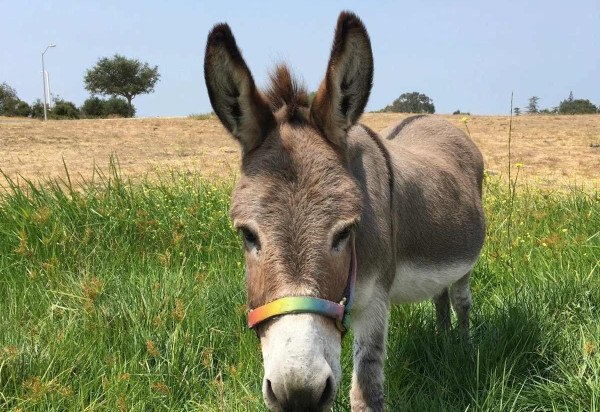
[351,292,389,411]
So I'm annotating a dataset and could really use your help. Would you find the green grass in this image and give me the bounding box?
[0,165,598,411]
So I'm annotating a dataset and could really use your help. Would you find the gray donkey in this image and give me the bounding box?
[204,11,485,412]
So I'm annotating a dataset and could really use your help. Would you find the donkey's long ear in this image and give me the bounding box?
[310,12,373,150]
[204,24,275,154]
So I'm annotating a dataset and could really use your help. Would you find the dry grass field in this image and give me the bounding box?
[1,113,599,189]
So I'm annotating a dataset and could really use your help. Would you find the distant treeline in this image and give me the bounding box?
[1,54,158,120]
[0,83,134,119]
[376,91,599,116]
[514,92,599,116]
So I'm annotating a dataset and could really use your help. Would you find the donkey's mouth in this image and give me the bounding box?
[259,313,342,411]
[264,374,335,411]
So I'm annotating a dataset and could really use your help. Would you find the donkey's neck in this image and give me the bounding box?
[346,124,396,285]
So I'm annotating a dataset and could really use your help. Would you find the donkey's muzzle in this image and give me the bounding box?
[263,360,334,411]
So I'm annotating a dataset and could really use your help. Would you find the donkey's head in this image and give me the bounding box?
[204,11,373,411]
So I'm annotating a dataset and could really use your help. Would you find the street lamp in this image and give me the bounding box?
[41,44,56,121]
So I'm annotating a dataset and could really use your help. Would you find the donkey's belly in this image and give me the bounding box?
[389,259,476,304]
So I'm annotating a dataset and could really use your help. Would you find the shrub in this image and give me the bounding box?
[29,100,44,119]
[104,96,133,117]
[539,108,558,115]
[14,100,31,117]
[50,99,80,119]
[453,110,471,116]
[81,96,106,118]
[80,96,134,118]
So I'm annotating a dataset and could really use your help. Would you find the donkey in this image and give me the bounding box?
[204,11,485,411]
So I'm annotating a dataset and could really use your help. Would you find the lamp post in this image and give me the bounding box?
[41,44,56,121]
[44,70,53,109]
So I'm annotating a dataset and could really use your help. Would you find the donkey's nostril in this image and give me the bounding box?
[264,373,335,410]
[318,376,334,407]
[265,379,278,405]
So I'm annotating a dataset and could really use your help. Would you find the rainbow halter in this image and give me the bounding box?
[247,237,357,333]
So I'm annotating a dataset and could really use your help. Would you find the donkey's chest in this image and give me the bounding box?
[388,260,476,304]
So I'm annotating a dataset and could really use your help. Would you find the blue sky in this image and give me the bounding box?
[2,1,599,117]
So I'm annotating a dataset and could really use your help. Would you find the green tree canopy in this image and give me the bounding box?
[0,82,18,112]
[558,93,598,114]
[527,96,539,114]
[0,82,30,117]
[84,54,160,117]
[382,92,435,114]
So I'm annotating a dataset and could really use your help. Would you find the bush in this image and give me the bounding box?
[30,100,44,119]
[50,99,80,119]
[0,97,31,117]
[81,96,106,118]
[104,96,133,117]
[81,96,134,118]
[453,110,471,115]
[14,100,31,117]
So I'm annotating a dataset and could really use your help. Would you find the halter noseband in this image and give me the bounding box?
[247,237,357,333]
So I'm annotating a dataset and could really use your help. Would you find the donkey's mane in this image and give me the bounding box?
[265,64,309,123]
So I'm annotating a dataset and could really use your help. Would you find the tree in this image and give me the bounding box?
[0,82,18,114]
[0,82,30,117]
[84,54,160,117]
[513,107,521,116]
[382,92,435,114]
[527,96,539,114]
[559,97,598,114]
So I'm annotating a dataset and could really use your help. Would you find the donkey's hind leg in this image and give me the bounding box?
[433,288,451,332]
[450,272,472,339]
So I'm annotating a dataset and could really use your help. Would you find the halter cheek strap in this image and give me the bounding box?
[247,237,357,333]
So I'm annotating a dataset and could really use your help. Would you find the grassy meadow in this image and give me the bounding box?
[0,164,599,411]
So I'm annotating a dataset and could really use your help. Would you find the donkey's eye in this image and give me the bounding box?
[332,227,352,252]
[239,227,260,251]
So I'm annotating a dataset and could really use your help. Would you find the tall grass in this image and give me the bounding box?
[0,165,598,411]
